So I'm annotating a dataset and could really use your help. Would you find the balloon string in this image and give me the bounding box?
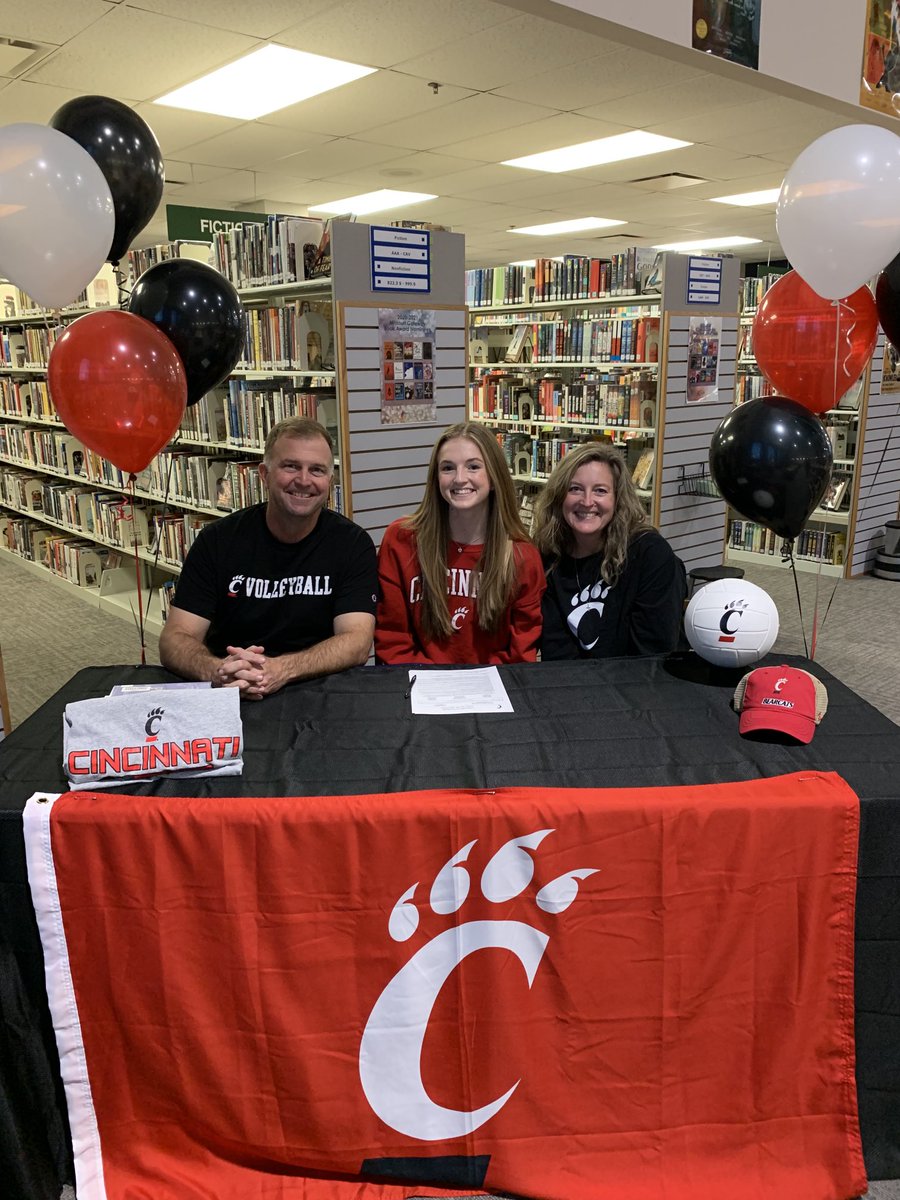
[113,262,131,309]
[818,579,841,638]
[128,475,147,667]
[832,300,841,413]
[782,539,810,659]
[810,560,821,663]
[149,438,180,577]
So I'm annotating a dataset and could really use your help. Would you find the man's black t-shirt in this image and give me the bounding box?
[540,528,686,659]
[172,505,377,657]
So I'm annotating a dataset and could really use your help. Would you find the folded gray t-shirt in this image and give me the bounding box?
[63,688,243,790]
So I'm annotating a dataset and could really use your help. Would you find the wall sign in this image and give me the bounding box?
[686,256,723,305]
[166,204,269,242]
[687,315,723,404]
[371,226,431,293]
[379,308,437,425]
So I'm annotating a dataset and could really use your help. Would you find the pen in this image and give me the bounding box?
[404,673,417,700]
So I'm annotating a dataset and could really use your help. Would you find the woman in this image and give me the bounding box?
[375,422,545,664]
[533,442,685,659]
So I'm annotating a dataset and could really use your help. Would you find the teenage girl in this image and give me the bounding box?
[375,422,545,664]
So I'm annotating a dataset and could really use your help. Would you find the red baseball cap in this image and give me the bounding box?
[733,665,828,744]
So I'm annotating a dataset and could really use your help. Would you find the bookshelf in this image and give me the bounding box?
[0,219,469,631]
[467,251,661,529]
[726,267,868,578]
[0,249,341,636]
[466,251,743,579]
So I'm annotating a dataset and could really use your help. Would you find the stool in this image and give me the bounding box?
[687,565,745,597]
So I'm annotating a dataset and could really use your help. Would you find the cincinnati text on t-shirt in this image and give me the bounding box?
[228,574,332,599]
[68,737,243,777]
[408,567,480,604]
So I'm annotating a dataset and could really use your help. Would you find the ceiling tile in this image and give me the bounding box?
[275,138,411,178]
[576,71,772,129]
[436,174,585,205]
[493,44,703,107]
[409,163,530,195]
[438,112,633,163]
[319,150,484,189]
[365,93,562,153]
[134,103,243,154]
[177,125,332,170]
[242,172,318,203]
[275,0,514,68]
[0,78,88,123]
[394,11,627,91]
[730,116,848,158]
[168,171,258,204]
[256,71,476,138]
[24,6,257,99]
[0,0,110,45]
[124,0,335,39]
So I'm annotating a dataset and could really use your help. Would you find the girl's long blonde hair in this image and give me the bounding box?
[407,423,531,640]
[532,442,649,587]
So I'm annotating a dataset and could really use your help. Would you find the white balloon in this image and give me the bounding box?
[0,122,114,309]
[777,124,900,300]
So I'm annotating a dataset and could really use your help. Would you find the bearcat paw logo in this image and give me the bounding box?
[144,707,164,738]
[567,582,610,649]
[450,605,467,632]
[359,830,598,1142]
[227,574,244,597]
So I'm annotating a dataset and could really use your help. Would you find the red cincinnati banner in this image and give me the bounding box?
[24,773,865,1200]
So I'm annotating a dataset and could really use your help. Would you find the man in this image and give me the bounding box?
[159,417,377,699]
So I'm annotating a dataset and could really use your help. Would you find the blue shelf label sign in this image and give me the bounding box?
[371,226,431,293]
[686,256,723,305]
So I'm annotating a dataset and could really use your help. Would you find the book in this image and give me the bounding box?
[822,475,849,512]
[504,323,532,363]
[632,449,655,489]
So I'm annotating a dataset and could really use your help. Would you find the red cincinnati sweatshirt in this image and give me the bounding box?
[375,520,545,665]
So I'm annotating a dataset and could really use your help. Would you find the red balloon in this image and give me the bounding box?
[48,310,186,475]
[752,270,878,414]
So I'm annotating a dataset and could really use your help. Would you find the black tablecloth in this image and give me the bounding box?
[1,653,898,1197]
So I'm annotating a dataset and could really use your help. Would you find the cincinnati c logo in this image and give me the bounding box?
[718,599,749,643]
[228,574,244,597]
[774,676,789,692]
[359,831,598,1141]
[144,707,164,740]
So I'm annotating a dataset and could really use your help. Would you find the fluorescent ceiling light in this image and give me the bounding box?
[509,259,536,266]
[155,45,376,120]
[709,188,782,206]
[511,217,625,236]
[653,236,762,251]
[503,132,692,174]
[309,189,436,216]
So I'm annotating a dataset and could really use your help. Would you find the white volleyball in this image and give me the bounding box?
[685,578,779,668]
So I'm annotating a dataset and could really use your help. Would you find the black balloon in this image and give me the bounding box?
[128,259,245,406]
[709,396,833,541]
[876,250,900,356]
[50,95,164,265]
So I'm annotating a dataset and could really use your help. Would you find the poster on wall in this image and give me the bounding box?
[861,0,900,114]
[692,0,760,70]
[882,340,900,392]
[687,315,723,403]
[379,308,437,425]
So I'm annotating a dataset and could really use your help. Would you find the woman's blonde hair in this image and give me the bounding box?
[408,422,530,640]
[532,441,649,587]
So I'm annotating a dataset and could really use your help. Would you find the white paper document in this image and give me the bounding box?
[408,667,514,715]
[109,682,212,695]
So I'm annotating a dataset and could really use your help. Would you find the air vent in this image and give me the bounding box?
[628,173,707,192]
[0,38,52,77]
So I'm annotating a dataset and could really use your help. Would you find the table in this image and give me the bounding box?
[1,654,898,1199]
